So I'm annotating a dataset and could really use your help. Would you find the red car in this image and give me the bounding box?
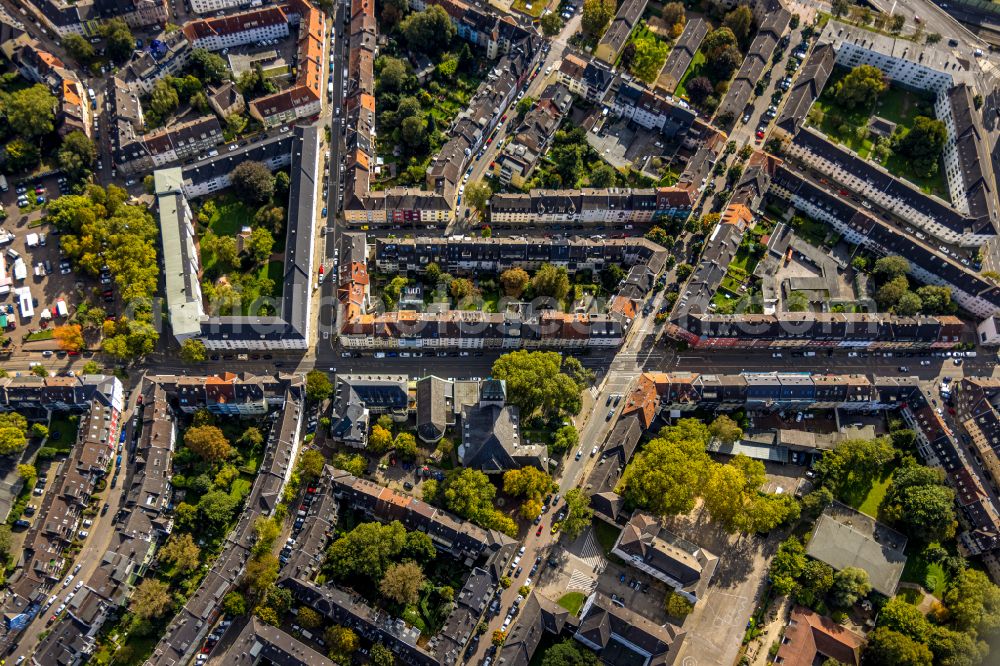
[755,130,765,140]
[536,524,543,536]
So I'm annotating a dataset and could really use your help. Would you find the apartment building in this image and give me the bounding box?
[189,0,251,13]
[612,511,718,603]
[493,86,571,187]
[178,132,294,198]
[181,5,289,51]
[247,0,324,127]
[715,7,791,128]
[769,165,1000,319]
[122,30,192,95]
[556,51,615,104]
[28,0,167,36]
[608,79,697,136]
[0,35,91,139]
[156,125,319,350]
[490,187,693,225]
[117,115,225,175]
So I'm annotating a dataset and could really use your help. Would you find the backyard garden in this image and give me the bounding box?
[194,163,288,317]
[807,65,951,200]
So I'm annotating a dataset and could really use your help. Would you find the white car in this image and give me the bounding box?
[62,575,74,588]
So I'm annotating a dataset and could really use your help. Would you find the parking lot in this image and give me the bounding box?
[0,174,105,356]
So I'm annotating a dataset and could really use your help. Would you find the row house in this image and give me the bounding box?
[411,0,533,59]
[119,115,224,175]
[247,0,324,128]
[595,0,647,64]
[28,0,167,37]
[181,5,289,52]
[608,79,697,138]
[329,468,514,560]
[490,187,694,225]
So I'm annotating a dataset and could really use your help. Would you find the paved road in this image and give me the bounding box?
[7,387,142,660]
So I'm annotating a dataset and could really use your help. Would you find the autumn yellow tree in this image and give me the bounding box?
[52,324,84,351]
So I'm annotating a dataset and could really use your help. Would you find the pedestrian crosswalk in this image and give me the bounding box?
[578,530,602,561]
[567,569,598,594]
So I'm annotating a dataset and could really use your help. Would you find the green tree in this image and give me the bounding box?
[620,419,712,516]
[943,568,1000,634]
[325,625,359,662]
[491,350,581,417]
[665,592,694,618]
[0,412,29,455]
[630,37,670,84]
[589,163,618,188]
[63,34,95,64]
[815,437,896,494]
[797,560,834,607]
[865,627,933,666]
[5,137,40,172]
[540,12,563,36]
[894,291,923,316]
[465,180,492,214]
[834,64,889,110]
[551,425,579,455]
[449,277,477,301]
[881,464,956,543]
[148,78,180,121]
[7,85,57,139]
[400,6,456,55]
[768,536,807,596]
[401,115,427,147]
[582,0,616,37]
[915,285,953,315]
[830,567,871,607]
[873,255,910,279]
[540,640,599,666]
[305,370,333,402]
[158,533,201,573]
[722,5,754,48]
[102,18,134,62]
[369,424,394,454]
[708,414,743,444]
[223,590,247,616]
[297,449,326,483]
[332,453,367,477]
[57,131,97,181]
[230,161,275,205]
[16,463,36,481]
[377,56,412,92]
[371,643,396,666]
[404,530,437,563]
[184,424,232,462]
[927,625,988,666]
[531,263,571,302]
[246,227,275,265]
[179,338,207,364]
[893,116,948,177]
[877,275,912,310]
[380,561,425,605]
[503,467,552,498]
[878,597,930,643]
[190,48,228,84]
[298,606,322,629]
[500,267,530,297]
[560,488,594,540]
[131,579,172,619]
[393,431,418,461]
[198,490,240,526]
[325,521,408,579]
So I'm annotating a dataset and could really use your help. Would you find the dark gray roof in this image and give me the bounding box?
[776,43,835,135]
[806,502,908,596]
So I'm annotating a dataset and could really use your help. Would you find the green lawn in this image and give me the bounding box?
[674,50,706,98]
[259,259,283,286]
[854,473,892,518]
[46,415,79,453]
[807,70,949,200]
[207,197,255,237]
[512,0,545,18]
[557,592,587,616]
[901,552,948,597]
[25,330,54,342]
[896,587,924,605]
